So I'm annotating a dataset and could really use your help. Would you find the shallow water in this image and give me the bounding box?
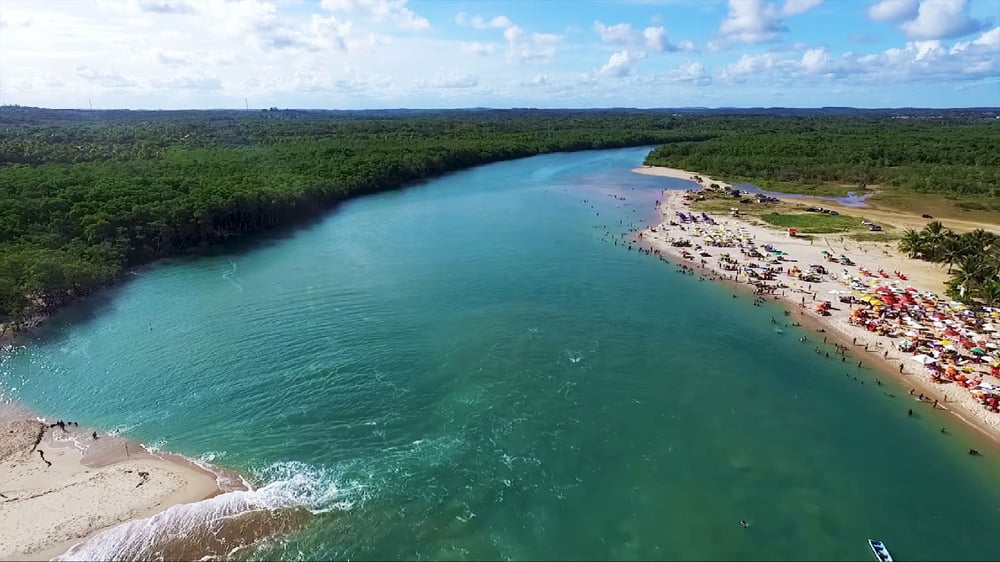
[735,183,874,207]
[3,147,999,560]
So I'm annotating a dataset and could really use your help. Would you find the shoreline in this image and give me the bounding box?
[0,404,247,560]
[632,165,1000,447]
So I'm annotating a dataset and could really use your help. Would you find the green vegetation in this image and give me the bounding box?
[758,212,864,233]
[847,231,902,243]
[2,108,997,331]
[0,107,692,329]
[644,116,1000,199]
[898,222,1000,305]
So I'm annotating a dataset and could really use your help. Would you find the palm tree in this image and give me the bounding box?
[898,229,925,259]
[960,229,998,256]
[950,254,987,302]
[981,280,1000,307]
[921,221,947,260]
[940,233,965,274]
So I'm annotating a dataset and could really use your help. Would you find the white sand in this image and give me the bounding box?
[636,171,1000,443]
[0,419,222,560]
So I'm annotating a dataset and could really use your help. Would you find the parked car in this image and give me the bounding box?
[921,213,933,219]
[869,225,883,232]
[861,220,873,226]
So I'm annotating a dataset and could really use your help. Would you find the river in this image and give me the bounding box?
[2,147,999,560]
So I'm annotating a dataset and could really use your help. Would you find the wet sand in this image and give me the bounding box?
[0,410,241,560]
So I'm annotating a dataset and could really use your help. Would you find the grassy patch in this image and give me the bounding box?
[868,189,1000,226]
[848,231,903,242]
[728,177,869,197]
[759,212,865,233]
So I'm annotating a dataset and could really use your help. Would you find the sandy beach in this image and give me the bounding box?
[633,165,1000,445]
[0,411,229,560]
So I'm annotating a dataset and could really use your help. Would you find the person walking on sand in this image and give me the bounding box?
[92,431,98,439]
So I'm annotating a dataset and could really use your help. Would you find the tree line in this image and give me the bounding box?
[2,108,997,329]
[898,222,1000,305]
[644,115,1000,198]
[0,108,695,328]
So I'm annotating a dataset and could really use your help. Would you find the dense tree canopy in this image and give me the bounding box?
[0,108,692,325]
[2,108,997,327]
[644,115,1000,198]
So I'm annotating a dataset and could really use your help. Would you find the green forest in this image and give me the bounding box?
[1,108,998,329]
[0,108,696,328]
[644,115,1000,200]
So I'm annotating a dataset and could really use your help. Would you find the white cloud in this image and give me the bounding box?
[519,74,551,87]
[950,25,1000,52]
[899,0,982,40]
[459,14,562,64]
[506,29,561,64]
[593,20,680,53]
[666,61,711,85]
[868,0,918,22]
[800,47,831,73]
[600,50,639,77]
[424,71,478,88]
[717,0,822,44]
[150,75,222,90]
[718,27,1000,85]
[321,0,429,31]
[719,53,780,81]
[643,26,672,52]
[782,0,823,16]
[1,0,995,109]
[75,66,137,88]
[455,13,512,30]
[460,41,496,56]
[594,21,634,44]
[137,0,195,14]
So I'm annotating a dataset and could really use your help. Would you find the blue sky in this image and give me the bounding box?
[1,0,997,109]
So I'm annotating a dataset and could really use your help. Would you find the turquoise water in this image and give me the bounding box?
[3,147,1000,560]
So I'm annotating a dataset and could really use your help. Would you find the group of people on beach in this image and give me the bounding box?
[636,186,1000,451]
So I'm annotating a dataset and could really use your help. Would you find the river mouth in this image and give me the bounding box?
[4,147,1000,560]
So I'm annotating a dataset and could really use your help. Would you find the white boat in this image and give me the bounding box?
[869,539,893,562]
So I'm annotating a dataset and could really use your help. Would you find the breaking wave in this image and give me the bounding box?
[55,461,353,561]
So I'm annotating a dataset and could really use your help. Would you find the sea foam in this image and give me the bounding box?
[55,461,352,561]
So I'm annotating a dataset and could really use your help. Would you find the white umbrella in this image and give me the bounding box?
[911,354,937,365]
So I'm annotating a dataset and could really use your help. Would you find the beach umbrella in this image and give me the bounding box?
[911,354,937,365]
[971,347,986,356]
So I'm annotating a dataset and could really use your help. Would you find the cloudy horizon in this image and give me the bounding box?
[1,0,998,110]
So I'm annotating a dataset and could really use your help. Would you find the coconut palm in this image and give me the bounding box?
[898,229,925,259]
[940,233,965,274]
[950,254,988,302]
[920,221,947,260]
[981,280,1000,307]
